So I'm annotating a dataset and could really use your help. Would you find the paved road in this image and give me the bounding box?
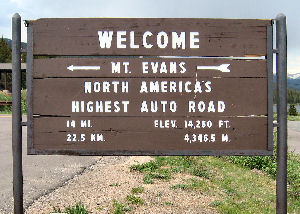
[288,121,300,154]
[0,115,100,214]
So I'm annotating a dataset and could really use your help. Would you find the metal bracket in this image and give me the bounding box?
[273,121,279,127]
[24,20,29,27]
[273,49,279,54]
[21,122,27,126]
[271,19,276,25]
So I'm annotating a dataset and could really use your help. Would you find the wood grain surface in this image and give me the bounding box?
[32,77,267,117]
[33,58,267,78]
[28,18,272,155]
[32,116,268,154]
[30,18,271,56]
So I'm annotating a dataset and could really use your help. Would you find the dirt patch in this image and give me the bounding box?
[26,156,217,213]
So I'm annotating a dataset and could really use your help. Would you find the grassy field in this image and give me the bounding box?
[288,115,300,121]
[274,113,300,121]
[129,153,300,214]
[53,143,300,214]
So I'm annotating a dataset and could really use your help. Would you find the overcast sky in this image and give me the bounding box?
[1,0,299,74]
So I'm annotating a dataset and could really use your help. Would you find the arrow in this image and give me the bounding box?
[197,64,230,73]
[67,65,101,71]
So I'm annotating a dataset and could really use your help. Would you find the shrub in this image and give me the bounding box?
[0,90,26,113]
[0,91,12,112]
[288,104,298,116]
[21,89,27,113]
[52,202,89,214]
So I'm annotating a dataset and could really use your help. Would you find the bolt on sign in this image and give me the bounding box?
[26,18,274,155]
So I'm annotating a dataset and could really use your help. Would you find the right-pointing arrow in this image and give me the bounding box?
[197,64,230,73]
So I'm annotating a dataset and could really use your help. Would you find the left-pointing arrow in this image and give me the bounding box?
[67,65,101,71]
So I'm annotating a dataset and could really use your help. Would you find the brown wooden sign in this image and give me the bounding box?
[26,18,273,155]
[30,18,270,57]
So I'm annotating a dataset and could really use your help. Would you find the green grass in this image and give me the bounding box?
[171,178,208,191]
[170,183,189,190]
[274,113,300,121]
[126,195,144,205]
[288,115,300,121]
[0,91,12,113]
[52,202,89,214]
[164,201,173,206]
[131,186,144,194]
[130,152,300,213]
[112,200,131,214]
[130,161,172,184]
[225,132,300,202]
[111,194,145,213]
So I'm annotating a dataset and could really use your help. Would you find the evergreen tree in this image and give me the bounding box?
[0,37,12,63]
[274,87,300,104]
[288,104,298,116]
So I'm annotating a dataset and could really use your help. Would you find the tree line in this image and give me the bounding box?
[273,86,300,104]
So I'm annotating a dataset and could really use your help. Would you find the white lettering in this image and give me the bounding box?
[188,101,226,112]
[142,62,149,73]
[140,81,148,93]
[179,62,186,73]
[140,101,148,112]
[170,101,177,112]
[151,62,159,73]
[157,31,168,48]
[87,101,93,112]
[111,62,121,73]
[143,31,153,48]
[102,82,110,92]
[218,101,225,112]
[190,32,200,48]
[122,101,129,112]
[149,81,159,92]
[222,134,229,142]
[72,101,79,112]
[98,31,113,48]
[140,101,177,113]
[84,82,92,93]
[72,101,129,113]
[130,31,139,48]
[122,82,129,93]
[161,81,168,92]
[117,31,127,48]
[123,62,130,73]
[172,32,185,49]
[170,62,177,73]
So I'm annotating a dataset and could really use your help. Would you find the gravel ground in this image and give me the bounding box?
[25,156,217,214]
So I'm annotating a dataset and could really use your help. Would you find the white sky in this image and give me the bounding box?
[1,0,300,74]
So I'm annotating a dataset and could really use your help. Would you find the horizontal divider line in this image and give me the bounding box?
[33,77,268,79]
[33,115,268,118]
[27,150,274,156]
[32,55,266,59]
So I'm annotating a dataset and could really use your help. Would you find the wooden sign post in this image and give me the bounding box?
[11,15,287,213]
